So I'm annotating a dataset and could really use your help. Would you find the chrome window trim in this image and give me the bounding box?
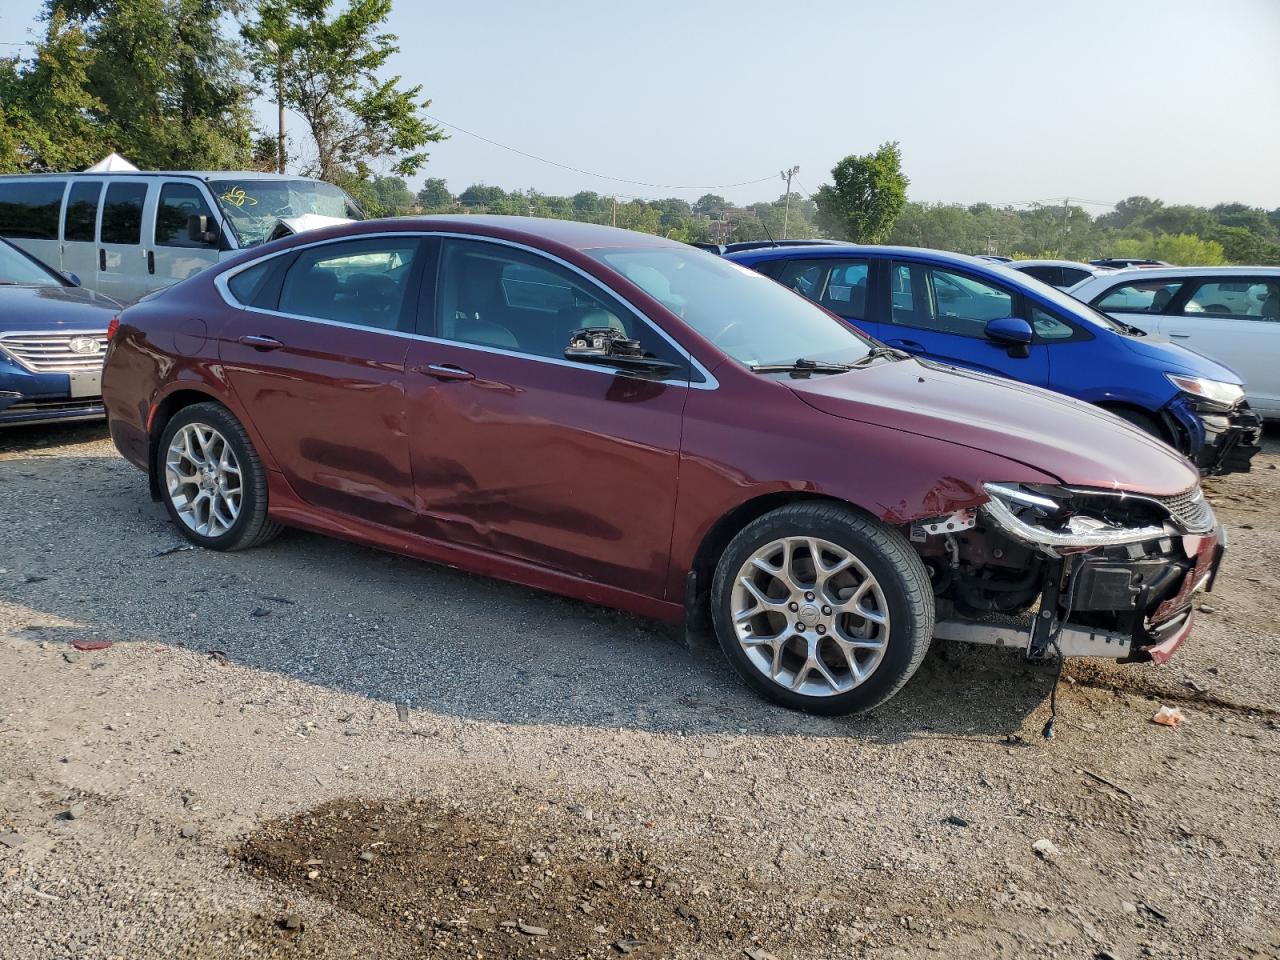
[211,230,718,390]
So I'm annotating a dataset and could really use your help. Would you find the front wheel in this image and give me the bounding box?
[710,502,935,715]
[157,402,282,551]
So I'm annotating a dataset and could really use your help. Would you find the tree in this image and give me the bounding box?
[693,193,729,218]
[814,142,909,243]
[368,174,413,215]
[243,0,444,182]
[457,183,506,208]
[417,177,452,209]
[49,0,255,170]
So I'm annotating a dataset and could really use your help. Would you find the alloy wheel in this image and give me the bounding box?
[729,536,889,697]
[164,422,243,538]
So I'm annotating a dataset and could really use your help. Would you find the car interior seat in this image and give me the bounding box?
[449,256,518,350]
[1149,285,1176,313]
[286,270,340,320]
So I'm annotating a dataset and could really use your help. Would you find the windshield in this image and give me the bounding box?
[209,179,364,248]
[586,247,873,368]
[0,241,60,286]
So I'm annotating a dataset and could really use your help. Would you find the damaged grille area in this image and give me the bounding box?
[1155,488,1215,534]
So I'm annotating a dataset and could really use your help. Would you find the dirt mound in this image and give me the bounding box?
[239,796,834,959]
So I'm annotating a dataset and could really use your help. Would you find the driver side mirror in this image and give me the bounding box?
[565,326,680,380]
[187,214,220,247]
[985,316,1034,359]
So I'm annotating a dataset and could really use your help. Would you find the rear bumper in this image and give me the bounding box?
[1166,395,1262,475]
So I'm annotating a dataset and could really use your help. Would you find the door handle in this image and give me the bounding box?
[98,249,106,271]
[147,250,155,275]
[883,338,924,353]
[237,334,285,351]
[413,363,475,382]
[1169,332,1191,339]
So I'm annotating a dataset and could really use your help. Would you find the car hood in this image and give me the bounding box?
[788,358,1200,497]
[1116,331,1243,382]
[0,284,121,328]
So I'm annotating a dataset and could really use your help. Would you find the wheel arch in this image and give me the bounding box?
[146,388,230,500]
[685,491,886,628]
[1095,399,1177,447]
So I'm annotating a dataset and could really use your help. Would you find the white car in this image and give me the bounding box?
[1070,267,1280,419]
[1004,259,1115,290]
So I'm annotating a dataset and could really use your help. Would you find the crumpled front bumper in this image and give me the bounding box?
[1166,394,1262,475]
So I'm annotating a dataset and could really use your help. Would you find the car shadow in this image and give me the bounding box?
[1,427,1059,744]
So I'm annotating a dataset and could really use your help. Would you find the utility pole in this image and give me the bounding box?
[266,39,286,174]
[611,196,617,228]
[780,165,799,239]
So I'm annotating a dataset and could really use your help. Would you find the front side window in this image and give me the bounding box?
[64,181,101,242]
[1183,279,1280,320]
[586,247,873,368]
[278,238,419,331]
[888,262,1014,337]
[1029,306,1076,340]
[155,182,216,248]
[436,239,687,368]
[1093,279,1185,314]
[100,182,147,245]
[0,179,65,240]
[776,258,870,319]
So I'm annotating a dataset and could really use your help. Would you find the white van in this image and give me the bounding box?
[0,172,363,304]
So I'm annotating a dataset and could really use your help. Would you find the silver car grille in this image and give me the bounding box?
[0,330,108,373]
[1156,487,1215,534]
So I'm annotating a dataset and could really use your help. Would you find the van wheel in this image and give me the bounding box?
[157,402,282,551]
[710,502,934,715]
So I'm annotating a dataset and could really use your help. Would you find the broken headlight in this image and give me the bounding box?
[981,482,1172,553]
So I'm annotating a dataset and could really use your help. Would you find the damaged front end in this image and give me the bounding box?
[918,482,1223,663]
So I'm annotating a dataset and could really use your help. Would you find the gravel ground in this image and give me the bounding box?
[1,421,1278,959]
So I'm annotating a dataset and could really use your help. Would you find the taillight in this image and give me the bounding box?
[106,315,120,340]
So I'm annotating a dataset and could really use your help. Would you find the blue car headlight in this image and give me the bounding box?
[1165,373,1244,411]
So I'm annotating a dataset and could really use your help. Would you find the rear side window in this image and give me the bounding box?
[64,181,101,242]
[100,183,148,245]
[1093,279,1184,314]
[1019,265,1060,286]
[1183,279,1280,320]
[155,182,216,248]
[1059,267,1092,287]
[278,237,420,331]
[776,258,870,319]
[888,262,1014,337]
[226,260,276,306]
[0,179,65,240]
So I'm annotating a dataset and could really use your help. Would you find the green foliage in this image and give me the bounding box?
[242,0,444,181]
[417,177,453,210]
[367,174,414,216]
[814,142,909,242]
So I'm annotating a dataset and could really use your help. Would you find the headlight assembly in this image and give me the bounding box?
[981,482,1171,552]
[1165,373,1244,410]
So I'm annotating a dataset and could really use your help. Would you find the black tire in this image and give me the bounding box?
[1102,405,1167,444]
[156,401,283,551]
[710,502,934,715]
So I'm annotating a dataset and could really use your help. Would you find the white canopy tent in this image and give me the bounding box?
[84,153,139,172]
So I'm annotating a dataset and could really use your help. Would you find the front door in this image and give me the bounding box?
[151,180,222,289]
[96,179,153,304]
[404,237,689,597]
[879,260,1050,386]
[217,235,425,527]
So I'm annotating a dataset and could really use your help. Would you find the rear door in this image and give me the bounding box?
[881,260,1050,385]
[0,178,66,270]
[217,235,426,527]
[1164,277,1280,413]
[772,257,877,338]
[151,180,222,288]
[97,179,153,303]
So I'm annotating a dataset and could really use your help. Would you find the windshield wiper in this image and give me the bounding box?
[849,345,912,367]
[750,357,856,378]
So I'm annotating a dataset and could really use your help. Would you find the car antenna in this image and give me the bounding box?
[762,222,779,248]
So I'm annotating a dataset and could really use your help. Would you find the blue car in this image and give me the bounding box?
[0,239,120,427]
[727,245,1262,474]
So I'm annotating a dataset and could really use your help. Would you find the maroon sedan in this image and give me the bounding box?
[102,217,1223,714]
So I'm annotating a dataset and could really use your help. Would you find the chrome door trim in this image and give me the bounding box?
[211,229,719,390]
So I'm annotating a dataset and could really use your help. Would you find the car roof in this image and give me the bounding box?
[725,243,995,267]
[1008,259,1102,270]
[1078,265,1280,285]
[0,171,325,183]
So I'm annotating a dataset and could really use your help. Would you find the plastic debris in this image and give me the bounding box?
[1152,705,1187,727]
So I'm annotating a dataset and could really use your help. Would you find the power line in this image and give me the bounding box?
[423,112,778,192]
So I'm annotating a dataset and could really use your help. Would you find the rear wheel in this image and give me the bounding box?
[710,502,934,715]
[157,402,282,551]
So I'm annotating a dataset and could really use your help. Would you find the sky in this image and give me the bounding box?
[2,0,1279,211]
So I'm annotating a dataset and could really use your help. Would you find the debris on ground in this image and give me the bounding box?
[1152,705,1187,727]
[1032,838,1061,861]
[70,638,112,651]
